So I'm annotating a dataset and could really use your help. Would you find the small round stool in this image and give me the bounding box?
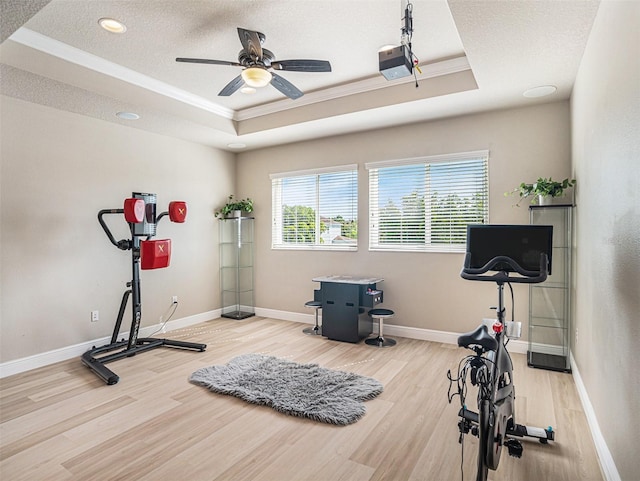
[366,308,396,347]
[303,301,322,336]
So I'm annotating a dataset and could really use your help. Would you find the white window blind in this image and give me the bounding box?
[271,165,358,250]
[366,151,489,252]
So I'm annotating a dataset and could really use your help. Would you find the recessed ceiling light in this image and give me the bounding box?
[523,85,557,98]
[116,111,139,120]
[227,143,247,149]
[98,18,127,33]
[241,87,256,95]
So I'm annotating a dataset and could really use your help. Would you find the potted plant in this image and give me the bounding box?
[214,195,254,218]
[506,177,576,206]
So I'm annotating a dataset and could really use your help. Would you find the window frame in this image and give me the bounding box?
[270,164,358,251]
[366,150,489,253]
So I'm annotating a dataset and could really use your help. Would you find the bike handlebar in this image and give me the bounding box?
[460,253,549,284]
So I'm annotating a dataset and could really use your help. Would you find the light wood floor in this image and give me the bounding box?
[1,317,603,481]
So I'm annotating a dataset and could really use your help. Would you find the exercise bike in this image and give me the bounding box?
[448,224,556,481]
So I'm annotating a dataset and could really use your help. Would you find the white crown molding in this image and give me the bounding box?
[235,55,471,121]
[8,29,469,128]
[9,28,235,119]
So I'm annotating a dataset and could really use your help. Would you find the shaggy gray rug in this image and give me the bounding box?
[189,353,383,425]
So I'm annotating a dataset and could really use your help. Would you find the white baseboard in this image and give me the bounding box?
[0,309,220,379]
[0,306,555,376]
[0,303,520,377]
[570,353,621,481]
[382,323,529,354]
[255,307,313,324]
[254,307,529,354]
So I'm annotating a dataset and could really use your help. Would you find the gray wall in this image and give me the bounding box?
[571,2,640,480]
[0,96,235,362]
[236,101,572,337]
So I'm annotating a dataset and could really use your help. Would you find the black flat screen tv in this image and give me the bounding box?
[465,224,553,275]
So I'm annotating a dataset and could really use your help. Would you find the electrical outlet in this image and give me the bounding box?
[91,310,99,322]
[172,295,178,304]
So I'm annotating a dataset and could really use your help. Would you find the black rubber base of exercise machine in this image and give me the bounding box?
[457,407,555,447]
[82,337,205,385]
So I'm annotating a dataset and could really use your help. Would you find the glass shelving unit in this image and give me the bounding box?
[528,205,572,372]
[219,216,254,320]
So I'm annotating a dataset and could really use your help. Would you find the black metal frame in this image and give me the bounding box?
[82,197,206,385]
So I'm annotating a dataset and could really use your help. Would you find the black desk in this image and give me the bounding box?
[312,276,384,343]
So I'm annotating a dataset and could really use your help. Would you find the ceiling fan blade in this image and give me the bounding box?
[270,73,303,100]
[176,57,241,67]
[237,28,263,62]
[271,60,332,72]
[218,75,244,96]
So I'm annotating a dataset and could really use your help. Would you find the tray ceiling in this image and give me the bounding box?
[0,0,600,151]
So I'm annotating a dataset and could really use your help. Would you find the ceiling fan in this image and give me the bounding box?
[176,27,332,100]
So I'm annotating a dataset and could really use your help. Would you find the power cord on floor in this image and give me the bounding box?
[149,300,178,337]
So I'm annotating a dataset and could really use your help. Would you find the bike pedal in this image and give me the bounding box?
[458,420,470,435]
[505,439,523,458]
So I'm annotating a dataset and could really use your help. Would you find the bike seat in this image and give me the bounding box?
[458,324,498,352]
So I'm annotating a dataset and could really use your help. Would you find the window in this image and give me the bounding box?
[271,165,358,250]
[366,151,488,252]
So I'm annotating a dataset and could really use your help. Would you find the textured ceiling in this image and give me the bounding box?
[0,0,600,151]
[0,0,52,42]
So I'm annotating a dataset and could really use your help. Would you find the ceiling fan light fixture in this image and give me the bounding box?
[241,67,272,88]
[240,87,257,94]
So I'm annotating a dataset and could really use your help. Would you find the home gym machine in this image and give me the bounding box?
[82,192,206,385]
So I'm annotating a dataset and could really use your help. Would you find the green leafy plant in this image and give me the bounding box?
[214,195,254,218]
[506,177,576,206]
